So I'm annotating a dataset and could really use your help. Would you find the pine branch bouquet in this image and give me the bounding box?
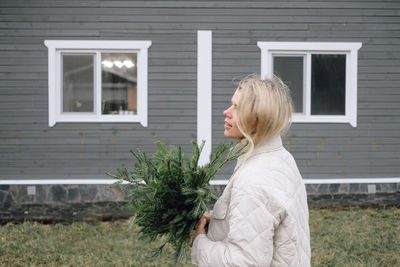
[107,140,245,262]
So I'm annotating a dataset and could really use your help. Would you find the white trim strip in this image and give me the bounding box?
[0,179,123,185]
[197,30,212,166]
[48,46,56,127]
[210,178,400,185]
[257,42,362,51]
[44,40,152,50]
[1,178,399,185]
[304,178,400,184]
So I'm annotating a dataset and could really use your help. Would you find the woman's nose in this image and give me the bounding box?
[223,107,230,117]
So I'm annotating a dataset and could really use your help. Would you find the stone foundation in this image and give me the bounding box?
[0,184,133,223]
[0,183,399,223]
[305,183,400,208]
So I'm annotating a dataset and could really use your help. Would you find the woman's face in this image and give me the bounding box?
[223,89,244,139]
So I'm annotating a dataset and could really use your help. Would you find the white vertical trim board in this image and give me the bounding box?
[197,31,213,166]
[95,52,102,117]
[47,46,56,127]
[138,46,149,127]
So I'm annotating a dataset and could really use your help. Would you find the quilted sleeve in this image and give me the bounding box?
[191,186,277,267]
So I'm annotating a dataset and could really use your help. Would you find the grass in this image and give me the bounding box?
[0,207,399,266]
[0,220,188,267]
[310,207,400,267]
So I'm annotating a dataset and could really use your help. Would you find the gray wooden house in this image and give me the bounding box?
[1,0,399,221]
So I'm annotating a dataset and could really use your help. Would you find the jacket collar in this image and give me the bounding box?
[251,135,283,156]
[234,135,283,173]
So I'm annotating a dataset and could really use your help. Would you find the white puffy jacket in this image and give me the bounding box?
[191,136,311,266]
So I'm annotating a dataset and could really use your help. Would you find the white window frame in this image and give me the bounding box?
[44,40,152,127]
[257,42,362,127]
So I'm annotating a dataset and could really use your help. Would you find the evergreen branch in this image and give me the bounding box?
[106,139,246,262]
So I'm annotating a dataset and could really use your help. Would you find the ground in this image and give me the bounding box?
[0,207,399,266]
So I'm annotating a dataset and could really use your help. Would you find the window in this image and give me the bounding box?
[257,42,362,127]
[44,40,151,127]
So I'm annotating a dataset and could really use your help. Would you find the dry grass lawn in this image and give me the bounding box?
[0,207,399,266]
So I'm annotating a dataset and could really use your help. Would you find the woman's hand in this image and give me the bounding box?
[190,211,212,247]
[202,211,212,223]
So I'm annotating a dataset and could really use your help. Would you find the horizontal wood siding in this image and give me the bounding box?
[0,0,399,181]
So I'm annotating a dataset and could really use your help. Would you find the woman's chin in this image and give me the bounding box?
[224,130,231,138]
[224,130,245,140]
[224,131,236,139]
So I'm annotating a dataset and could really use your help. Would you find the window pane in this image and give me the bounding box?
[101,53,137,115]
[311,54,346,115]
[273,56,304,113]
[62,55,94,112]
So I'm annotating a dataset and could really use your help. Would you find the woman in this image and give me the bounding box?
[191,75,311,266]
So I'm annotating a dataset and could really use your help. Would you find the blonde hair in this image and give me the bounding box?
[236,74,293,157]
